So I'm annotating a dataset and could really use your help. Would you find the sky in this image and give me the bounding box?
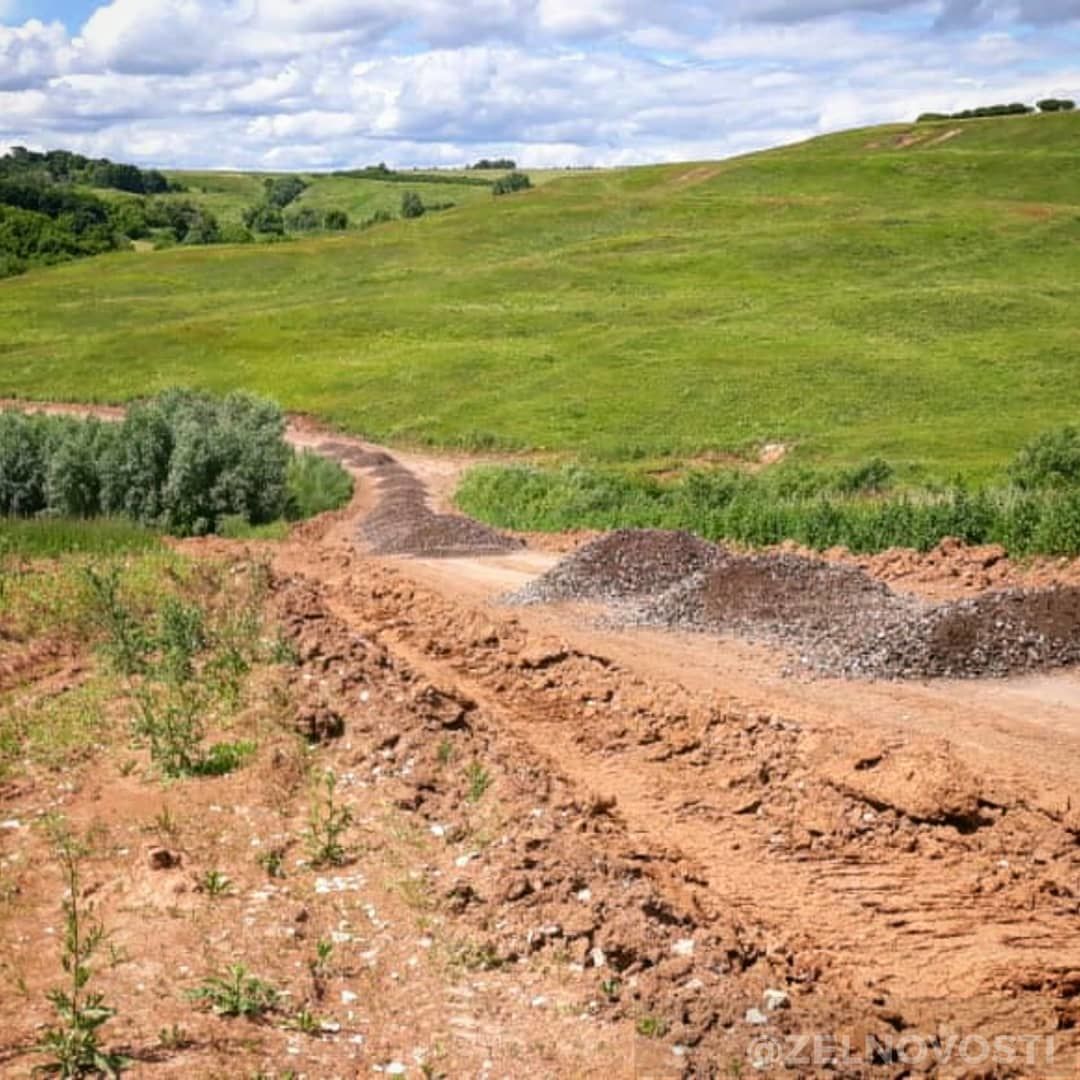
[1,1,1079,170]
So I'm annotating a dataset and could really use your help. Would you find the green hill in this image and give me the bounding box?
[3,113,1080,477]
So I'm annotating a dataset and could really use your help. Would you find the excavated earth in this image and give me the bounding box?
[3,408,1080,1078]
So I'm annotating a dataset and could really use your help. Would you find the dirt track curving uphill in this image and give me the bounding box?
[293,434,1080,1077]
[4,401,1080,1076]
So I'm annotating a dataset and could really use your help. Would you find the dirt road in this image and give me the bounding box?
[278,430,1080,1075]
[3,399,1079,1075]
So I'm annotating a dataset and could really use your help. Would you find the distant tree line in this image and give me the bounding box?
[332,164,494,187]
[917,99,1075,122]
[470,158,516,170]
[0,146,183,195]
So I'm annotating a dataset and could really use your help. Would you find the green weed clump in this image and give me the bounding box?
[285,451,354,520]
[36,819,128,1078]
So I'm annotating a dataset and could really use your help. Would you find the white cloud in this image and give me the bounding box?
[0,0,1078,169]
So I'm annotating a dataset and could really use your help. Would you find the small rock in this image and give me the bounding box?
[763,988,790,1011]
[671,938,695,957]
[745,1007,768,1026]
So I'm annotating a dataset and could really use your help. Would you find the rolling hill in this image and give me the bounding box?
[2,112,1079,477]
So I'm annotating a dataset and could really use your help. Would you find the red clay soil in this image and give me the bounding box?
[2,409,1080,1077]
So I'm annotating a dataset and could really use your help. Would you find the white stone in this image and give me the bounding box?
[671,938,695,957]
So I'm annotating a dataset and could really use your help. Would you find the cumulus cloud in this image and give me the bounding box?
[0,0,1077,168]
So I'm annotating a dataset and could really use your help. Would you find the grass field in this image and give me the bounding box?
[3,113,1080,478]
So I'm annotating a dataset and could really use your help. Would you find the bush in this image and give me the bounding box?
[492,172,532,196]
[286,207,322,232]
[323,209,349,230]
[285,451,354,520]
[264,176,308,209]
[242,204,286,235]
[1008,426,1080,490]
[1,391,294,536]
[401,191,426,219]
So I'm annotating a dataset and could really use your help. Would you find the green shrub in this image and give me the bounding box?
[323,209,349,230]
[492,172,532,196]
[285,451,354,520]
[401,191,426,219]
[1008,426,1080,490]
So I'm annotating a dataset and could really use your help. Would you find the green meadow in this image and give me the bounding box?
[3,113,1080,480]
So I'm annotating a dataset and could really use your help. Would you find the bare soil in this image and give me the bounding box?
[2,410,1080,1077]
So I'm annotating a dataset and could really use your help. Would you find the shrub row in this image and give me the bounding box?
[0,391,352,536]
[455,432,1080,558]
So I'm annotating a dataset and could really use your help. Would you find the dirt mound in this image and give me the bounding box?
[361,459,524,558]
[511,529,724,604]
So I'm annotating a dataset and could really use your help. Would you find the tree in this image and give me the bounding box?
[242,203,286,235]
[1037,98,1076,113]
[401,191,426,219]
[492,171,532,196]
[285,206,322,232]
[263,176,308,209]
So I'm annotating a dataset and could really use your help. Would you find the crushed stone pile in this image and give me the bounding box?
[516,531,1080,680]
[509,529,725,604]
[359,458,524,559]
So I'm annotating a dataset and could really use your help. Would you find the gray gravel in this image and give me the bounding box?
[511,531,1080,680]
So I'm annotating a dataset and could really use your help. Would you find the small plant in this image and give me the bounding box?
[157,596,205,684]
[284,1007,326,1035]
[304,770,353,868]
[436,738,454,766]
[35,820,128,1077]
[157,1024,191,1051]
[600,977,621,1001]
[636,1015,669,1039]
[83,564,150,675]
[151,804,180,841]
[198,870,233,898]
[312,938,333,976]
[256,848,285,879]
[133,685,206,778]
[464,760,491,803]
[187,963,279,1020]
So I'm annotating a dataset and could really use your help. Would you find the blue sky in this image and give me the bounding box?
[2,1,1079,169]
[15,1,96,25]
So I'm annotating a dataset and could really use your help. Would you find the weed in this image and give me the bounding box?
[269,630,299,666]
[134,685,205,779]
[256,848,286,879]
[464,760,491,803]
[35,819,128,1078]
[285,1008,320,1035]
[107,944,131,969]
[197,870,233,898]
[151,804,180,842]
[436,738,454,766]
[157,1024,191,1051]
[187,964,279,1020]
[304,770,353,868]
[636,1015,669,1039]
[196,740,256,777]
[448,940,503,972]
[600,978,621,1001]
[157,596,206,684]
[82,564,150,675]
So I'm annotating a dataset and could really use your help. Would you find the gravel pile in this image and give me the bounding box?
[509,529,724,605]
[522,533,1080,680]
[360,459,524,558]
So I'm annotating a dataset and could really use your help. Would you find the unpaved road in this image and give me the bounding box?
[286,429,1080,1075]
[4,399,1080,1075]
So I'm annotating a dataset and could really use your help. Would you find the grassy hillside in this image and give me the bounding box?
[3,113,1080,477]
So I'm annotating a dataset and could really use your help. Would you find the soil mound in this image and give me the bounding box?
[510,529,723,604]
